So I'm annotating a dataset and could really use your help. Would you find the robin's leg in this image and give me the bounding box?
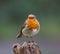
[26,36,34,43]
[30,36,34,42]
[26,36,31,43]
[31,37,34,42]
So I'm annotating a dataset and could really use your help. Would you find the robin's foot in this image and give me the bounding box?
[32,40,34,42]
[27,40,35,43]
[28,40,31,43]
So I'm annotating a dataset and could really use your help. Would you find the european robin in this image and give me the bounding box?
[16,14,40,38]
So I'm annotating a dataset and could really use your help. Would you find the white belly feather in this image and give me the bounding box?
[22,26,39,37]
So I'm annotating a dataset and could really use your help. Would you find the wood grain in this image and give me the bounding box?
[12,41,41,54]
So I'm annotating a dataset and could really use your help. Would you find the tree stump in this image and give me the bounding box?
[12,41,41,54]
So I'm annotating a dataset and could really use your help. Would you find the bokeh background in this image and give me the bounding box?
[0,0,60,54]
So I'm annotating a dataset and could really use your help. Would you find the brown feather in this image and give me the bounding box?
[16,22,26,38]
[16,33,22,38]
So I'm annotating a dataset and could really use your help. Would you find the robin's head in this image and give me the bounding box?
[26,14,39,30]
[28,14,36,19]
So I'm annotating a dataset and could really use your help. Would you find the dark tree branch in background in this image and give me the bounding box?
[12,41,41,54]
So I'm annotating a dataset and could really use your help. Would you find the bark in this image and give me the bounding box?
[12,41,41,54]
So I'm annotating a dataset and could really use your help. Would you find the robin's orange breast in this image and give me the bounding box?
[26,19,39,30]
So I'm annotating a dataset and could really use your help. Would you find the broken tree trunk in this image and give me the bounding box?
[12,41,41,54]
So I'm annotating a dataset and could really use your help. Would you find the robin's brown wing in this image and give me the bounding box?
[16,22,26,38]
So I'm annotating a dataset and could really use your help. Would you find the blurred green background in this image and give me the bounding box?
[0,0,60,54]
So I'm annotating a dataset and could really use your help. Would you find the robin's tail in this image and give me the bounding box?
[16,33,22,38]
